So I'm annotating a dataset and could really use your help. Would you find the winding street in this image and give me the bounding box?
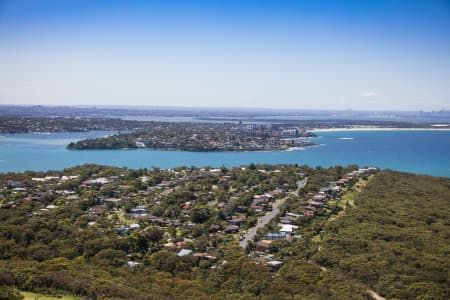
[239,178,307,248]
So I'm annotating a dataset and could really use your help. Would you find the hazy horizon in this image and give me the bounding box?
[3,103,450,115]
[1,0,449,110]
[0,102,449,114]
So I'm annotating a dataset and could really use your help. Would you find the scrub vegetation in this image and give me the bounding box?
[0,165,448,300]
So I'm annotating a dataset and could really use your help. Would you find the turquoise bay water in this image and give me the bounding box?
[0,130,449,177]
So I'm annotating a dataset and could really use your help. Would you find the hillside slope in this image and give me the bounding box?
[314,171,450,299]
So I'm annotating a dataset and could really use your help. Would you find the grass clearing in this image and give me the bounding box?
[117,210,133,225]
[314,176,374,243]
[21,291,79,300]
[328,175,373,223]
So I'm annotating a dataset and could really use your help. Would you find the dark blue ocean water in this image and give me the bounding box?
[0,130,449,177]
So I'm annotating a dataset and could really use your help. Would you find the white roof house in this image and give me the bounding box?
[177,249,193,257]
[279,224,299,233]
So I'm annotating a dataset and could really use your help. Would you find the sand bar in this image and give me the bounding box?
[312,126,450,132]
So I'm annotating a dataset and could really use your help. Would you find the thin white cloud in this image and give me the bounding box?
[361,91,377,97]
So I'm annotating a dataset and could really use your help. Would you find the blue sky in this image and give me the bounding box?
[1,0,449,110]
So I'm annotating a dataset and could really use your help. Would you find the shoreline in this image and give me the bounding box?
[312,126,450,132]
[67,143,316,153]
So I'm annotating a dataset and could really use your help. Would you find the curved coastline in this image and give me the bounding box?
[312,126,450,132]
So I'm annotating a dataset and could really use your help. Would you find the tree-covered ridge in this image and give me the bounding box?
[67,123,316,151]
[313,171,450,299]
[0,116,158,134]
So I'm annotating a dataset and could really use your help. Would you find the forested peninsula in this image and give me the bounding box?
[0,164,448,299]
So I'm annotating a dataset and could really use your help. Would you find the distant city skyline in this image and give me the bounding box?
[1,0,449,110]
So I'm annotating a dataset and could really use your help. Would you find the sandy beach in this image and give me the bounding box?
[312,126,450,132]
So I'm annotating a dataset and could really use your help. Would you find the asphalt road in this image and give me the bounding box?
[239,178,307,249]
